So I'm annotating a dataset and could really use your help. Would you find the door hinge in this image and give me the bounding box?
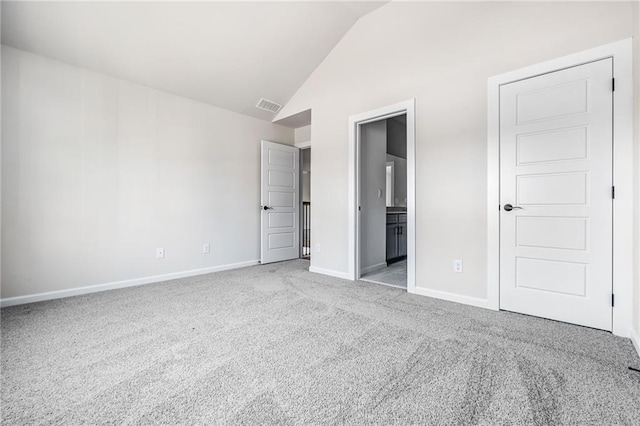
[611,186,615,199]
[611,294,615,307]
[612,78,615,92]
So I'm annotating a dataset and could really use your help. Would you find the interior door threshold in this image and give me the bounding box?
[359,277,406,290]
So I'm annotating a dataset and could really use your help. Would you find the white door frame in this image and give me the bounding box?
[487,38,633,337]
[348,99,416,292]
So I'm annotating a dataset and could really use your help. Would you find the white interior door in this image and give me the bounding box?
[499,59,613,331]
[261,140,300,264]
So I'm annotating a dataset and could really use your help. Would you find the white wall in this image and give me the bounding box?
[275,2,635,301]
[294,125,311,144]
[633,1,640,338]
[1,46,293,299]
[360,120,386,272]
[0,7,3,297]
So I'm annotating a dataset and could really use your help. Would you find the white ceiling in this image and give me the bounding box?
[1,1,385,123]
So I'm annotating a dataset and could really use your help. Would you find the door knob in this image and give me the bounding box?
[503,204,523,212]
[262,206,273,210]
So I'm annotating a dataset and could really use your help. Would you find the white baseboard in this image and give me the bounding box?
[308,266,352,281]
[631,328,640,360]
[360,262,387,275]
[410,286,492,310]
[0,260,259,308]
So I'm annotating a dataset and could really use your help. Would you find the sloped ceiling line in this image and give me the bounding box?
[2,1,386,124]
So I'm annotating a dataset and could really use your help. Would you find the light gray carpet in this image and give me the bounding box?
[2,259,639,425]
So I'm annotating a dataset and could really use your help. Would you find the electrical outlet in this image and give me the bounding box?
[454,259,463,273]
[315,244,321,253]
[156,248,165,259]
[203,243,210,254]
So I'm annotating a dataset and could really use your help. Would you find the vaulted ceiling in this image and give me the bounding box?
[1,1,386,123]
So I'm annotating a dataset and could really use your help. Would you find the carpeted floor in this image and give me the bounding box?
[2,259,640,425]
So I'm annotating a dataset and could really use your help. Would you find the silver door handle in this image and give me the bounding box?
[503,204,523,212]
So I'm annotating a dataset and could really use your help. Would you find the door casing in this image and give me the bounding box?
[487,38,634,337]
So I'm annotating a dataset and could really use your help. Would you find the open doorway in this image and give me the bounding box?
[358,116,407,288]
[348,99,416,293]
[300,147,311,259]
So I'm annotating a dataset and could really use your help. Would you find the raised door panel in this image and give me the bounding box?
[516,257,587,297]
[516,79,588,124]
[516,217,587,251]
[517,172,588,206]
[268,170,294,188]
[268,148,296,168]
[517,126,588,165]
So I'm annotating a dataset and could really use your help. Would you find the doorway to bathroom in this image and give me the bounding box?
[348,99,415,292]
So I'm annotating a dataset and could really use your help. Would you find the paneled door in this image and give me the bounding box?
[261,140,300,264]
[499,59,613,331]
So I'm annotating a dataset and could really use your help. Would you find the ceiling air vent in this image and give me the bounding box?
[256,98,283,113]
